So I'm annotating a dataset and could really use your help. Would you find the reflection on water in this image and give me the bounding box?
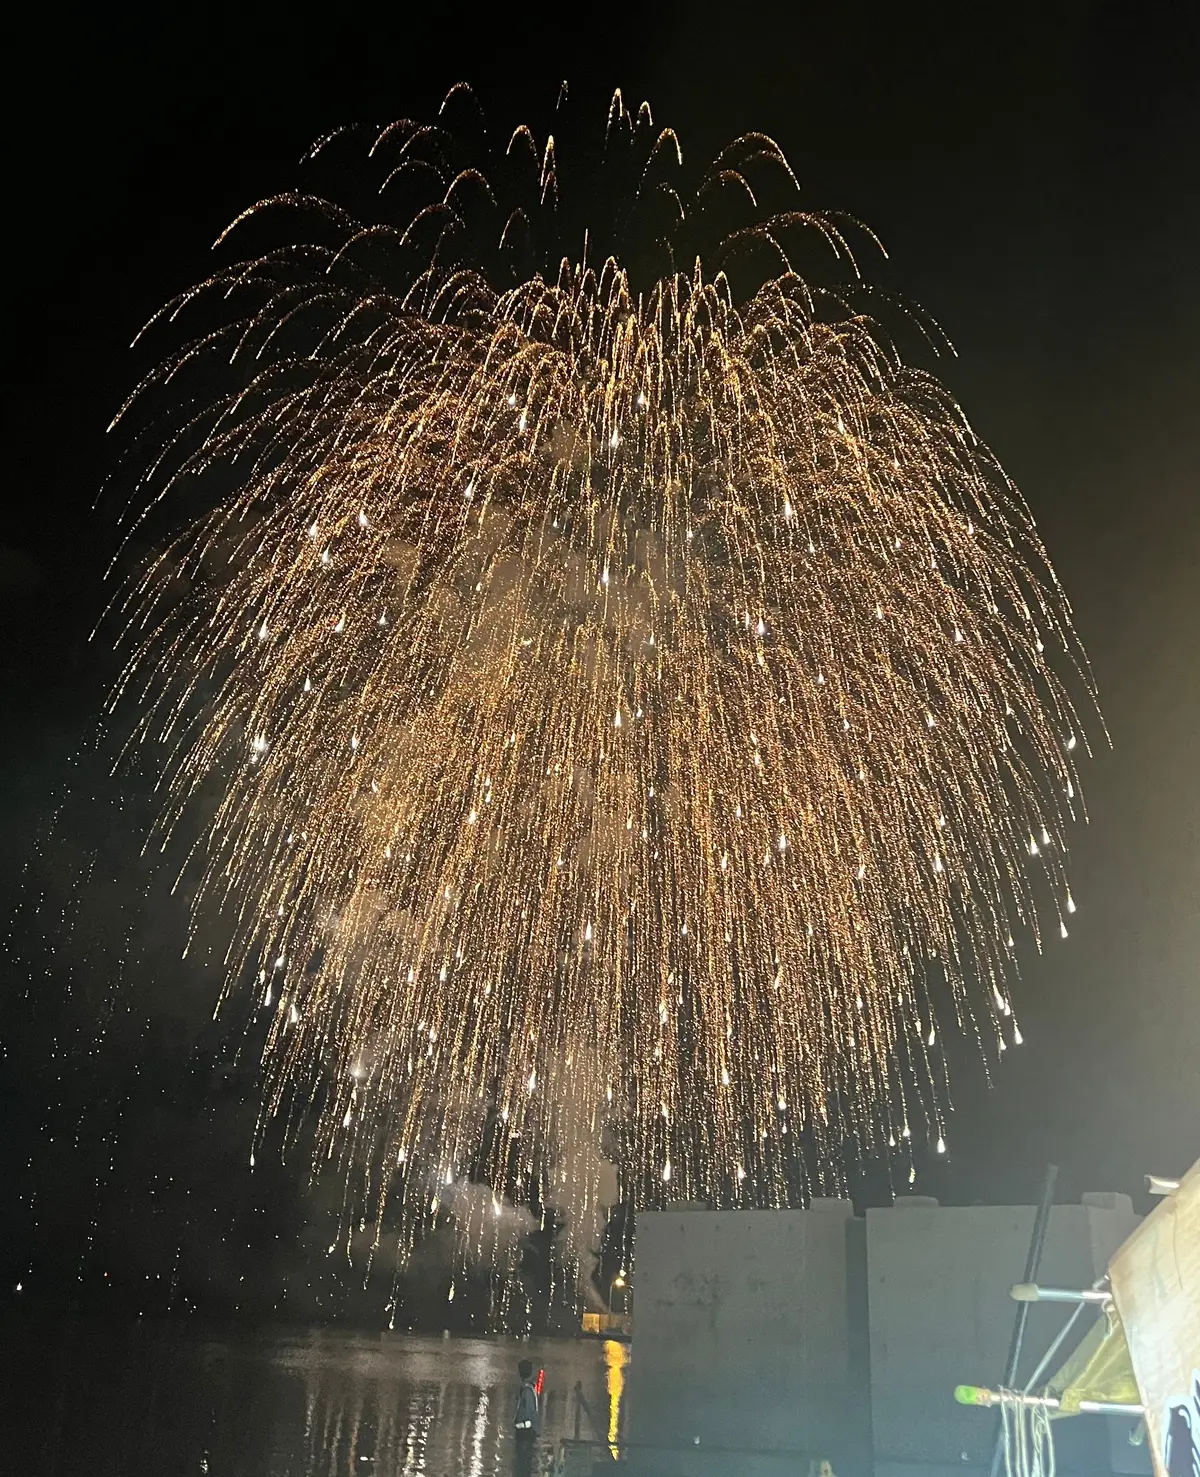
[12,1321,628,1477]
[605,1339,626,1458]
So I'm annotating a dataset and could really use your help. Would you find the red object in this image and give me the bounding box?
[535,1368,545,1396]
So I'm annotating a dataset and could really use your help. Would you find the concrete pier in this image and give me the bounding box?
[866,1194,1142,1476]
[630,1194,1148,1476]
[629,1199,868,1473]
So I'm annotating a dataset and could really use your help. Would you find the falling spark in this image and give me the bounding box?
[109,88,1094,1287]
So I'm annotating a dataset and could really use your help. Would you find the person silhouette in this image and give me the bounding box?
[513,1358,540,1476]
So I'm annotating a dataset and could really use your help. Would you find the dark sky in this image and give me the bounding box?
[3,2,1197,1316]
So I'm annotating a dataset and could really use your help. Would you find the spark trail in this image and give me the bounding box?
[109,88,1093,1295]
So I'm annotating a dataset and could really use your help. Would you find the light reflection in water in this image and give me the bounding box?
[278,1333,608,1474]
[294,1355,438,1474]
[469,1389,489,1477]
[12,1325,617,1477]
[603,1338,628,1460]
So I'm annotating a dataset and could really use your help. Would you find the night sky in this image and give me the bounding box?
[3,3,1197,1323]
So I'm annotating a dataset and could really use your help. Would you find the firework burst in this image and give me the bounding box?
[110,88,1092,1298]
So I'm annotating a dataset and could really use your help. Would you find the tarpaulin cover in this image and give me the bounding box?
[1048,1303,1140,1414]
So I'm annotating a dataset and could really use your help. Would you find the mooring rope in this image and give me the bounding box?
[1001,1390,1056,1477]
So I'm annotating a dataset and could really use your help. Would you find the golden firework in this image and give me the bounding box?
[111,89,1091,1291]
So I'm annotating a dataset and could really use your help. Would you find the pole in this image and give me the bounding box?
[1010,1284,1109,1305]
[960,1387,1143,1419]
[988,1163,1058,1477]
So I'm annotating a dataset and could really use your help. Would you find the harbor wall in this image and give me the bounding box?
[628,1201,870,1475]
[866,1194,1145,1476]
[631,1194,1148,1477]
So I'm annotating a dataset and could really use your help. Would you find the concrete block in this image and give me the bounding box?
[630,1207,866,1473]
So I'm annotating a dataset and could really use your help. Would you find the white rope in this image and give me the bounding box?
[1001,1389,1056,1477]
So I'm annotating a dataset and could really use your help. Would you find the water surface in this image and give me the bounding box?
[12,1322,627,1476]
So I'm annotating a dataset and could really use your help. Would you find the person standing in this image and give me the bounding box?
[513,1358,540,1475]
